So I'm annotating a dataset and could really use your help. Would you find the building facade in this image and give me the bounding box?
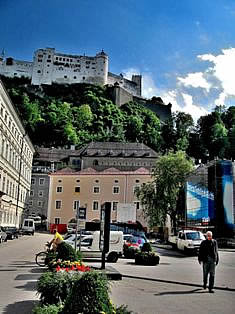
[0,79,34,227]
[0,48,141,97]
[48,167,152,231]
[28,143,158,219]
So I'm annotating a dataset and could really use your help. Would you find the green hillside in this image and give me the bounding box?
[1,75,234,161]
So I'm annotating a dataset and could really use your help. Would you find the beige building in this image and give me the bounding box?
[0,79,35,227]
[48,167,152,230]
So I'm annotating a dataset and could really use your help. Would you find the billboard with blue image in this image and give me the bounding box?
[186,182,214,225]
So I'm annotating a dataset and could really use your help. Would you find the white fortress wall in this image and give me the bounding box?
[0,57,32,78]
[0,48,140,96]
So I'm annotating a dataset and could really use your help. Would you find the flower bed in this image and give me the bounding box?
[49,259,91,273]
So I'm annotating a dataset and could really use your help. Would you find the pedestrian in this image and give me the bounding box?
[198,231,219,293]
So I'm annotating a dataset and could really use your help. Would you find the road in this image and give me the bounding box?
[0,233,234,314]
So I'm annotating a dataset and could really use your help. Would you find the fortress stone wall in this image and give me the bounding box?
[0,48,141,97]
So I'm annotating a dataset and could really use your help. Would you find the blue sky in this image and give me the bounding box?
[1,0,235,121]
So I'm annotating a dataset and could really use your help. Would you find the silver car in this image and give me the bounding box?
[0,227,7,243]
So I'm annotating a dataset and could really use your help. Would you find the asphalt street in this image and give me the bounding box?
[0,233,234,314]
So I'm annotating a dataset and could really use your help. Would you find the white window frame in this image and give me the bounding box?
[38,190,44,197]
[92,200,99,211]
[39,178,45,185]
[75,186,80,193]
[30,190,34,196]
[56,186,63,193]
[55,217,61,224]
[73,200,80,211]
[38,201,43,207]
[93,186,100,194]
[112,201,118,211]
[113,186,120,194]
[55,200,62,210]
[134,201,140,210]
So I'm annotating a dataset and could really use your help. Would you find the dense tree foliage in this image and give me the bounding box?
[135,151,194,229]
[1,76,234,160]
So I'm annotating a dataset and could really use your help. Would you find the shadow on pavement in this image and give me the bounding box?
[154,288,203,296]
[15,280,38,292]
[3,300,39,314]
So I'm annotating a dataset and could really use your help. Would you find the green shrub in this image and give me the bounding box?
[36,271,81,305]
[135,251,160,266]
[32,304,62,314]
[63,271,113,314]
[56,242,82,262]
[141,242,152,252]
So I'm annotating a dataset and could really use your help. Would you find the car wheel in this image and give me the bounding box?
[4,238,7,242]
[107,252,118,263]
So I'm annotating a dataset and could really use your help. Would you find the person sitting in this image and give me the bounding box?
[49,229,63,251]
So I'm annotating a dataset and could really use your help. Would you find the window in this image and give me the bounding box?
[30,190,34,196]
[75,186,80,193]
[38,190,43,197]
[55,200,62,210]
[38,201,43,207]
[93,201,99,210]
[93,186,100,194]
[134,201,140,210]
[55,217,60,224]
[39,178,45,185]
[112,202,118,211]
[74,200,80,211]
[57,186,63,193]
[113,186,120,194]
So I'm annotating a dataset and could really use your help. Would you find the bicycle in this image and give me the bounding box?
[35,242,52,267]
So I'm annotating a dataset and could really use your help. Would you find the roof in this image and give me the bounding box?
[81,142,158,158]
[50,166,151,176]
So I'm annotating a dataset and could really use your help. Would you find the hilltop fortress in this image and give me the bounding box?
[0,47,141,97]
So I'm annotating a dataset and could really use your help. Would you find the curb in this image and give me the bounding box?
[122,274,235,292]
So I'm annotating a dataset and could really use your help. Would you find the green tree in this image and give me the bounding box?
[135,151,194,230]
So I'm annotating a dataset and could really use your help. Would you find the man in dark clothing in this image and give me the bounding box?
[198,231,219,293]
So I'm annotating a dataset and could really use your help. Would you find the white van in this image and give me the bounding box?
[77,231,123,263]
[22,219,35,235]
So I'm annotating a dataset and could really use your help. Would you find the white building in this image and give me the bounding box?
[0,48,141,96]
[0,79,35,228]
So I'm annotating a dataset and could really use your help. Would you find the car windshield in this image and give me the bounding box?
[186,232,201,240]
[130,237,146,245]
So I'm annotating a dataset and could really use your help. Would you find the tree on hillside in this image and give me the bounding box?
[161,112,194,153]
[135,151,194,230]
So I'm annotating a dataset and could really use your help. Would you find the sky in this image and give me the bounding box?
[1,0,235,122]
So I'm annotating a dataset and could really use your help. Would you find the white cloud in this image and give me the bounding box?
[198,48,235,105]
[122,67,209,122]
[123,47,235,122]
[161,90,209,122]
[178,72,211,92]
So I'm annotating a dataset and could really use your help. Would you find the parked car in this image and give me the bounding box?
[21,219,35,235]
[123,234,148,258]
[4,226,19,240]
[0,227,8,243]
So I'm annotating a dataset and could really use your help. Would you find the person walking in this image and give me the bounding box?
[198,231,219,293]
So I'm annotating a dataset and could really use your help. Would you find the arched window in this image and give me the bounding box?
[93,160,98,166]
